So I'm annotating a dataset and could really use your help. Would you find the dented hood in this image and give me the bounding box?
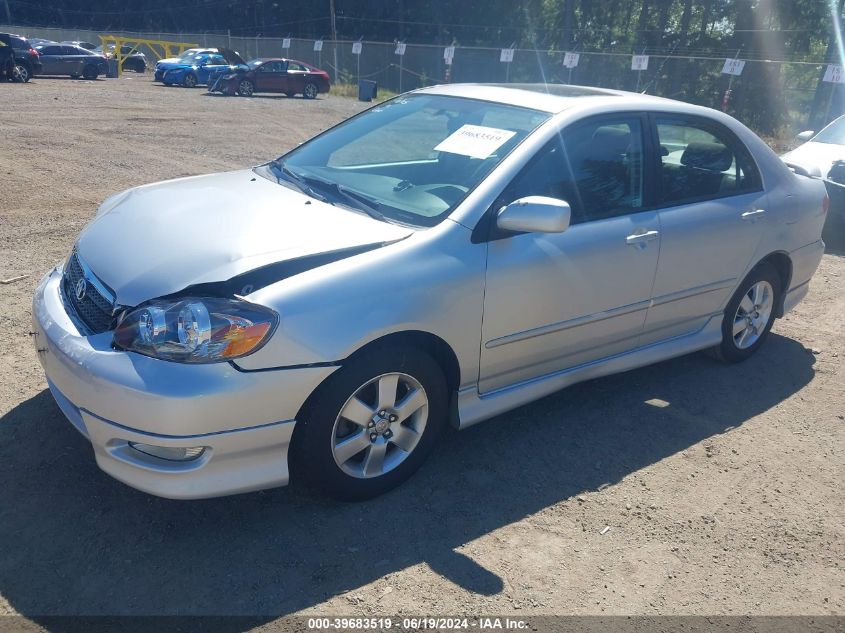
[76,169,413,306]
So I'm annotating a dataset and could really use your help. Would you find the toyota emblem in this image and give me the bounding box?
[75,278,87,301]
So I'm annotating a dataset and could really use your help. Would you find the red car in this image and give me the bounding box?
[209,58,330,98]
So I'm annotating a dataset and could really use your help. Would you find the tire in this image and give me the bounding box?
[82,65,98,80]
[182,73,197,88]
[303,81,318,99]
[285,92,295,98]
[14,63,30,83]
[237,78,254,97]
[708,262,781,363]
[70,73,80,79]
[292,346,448,501]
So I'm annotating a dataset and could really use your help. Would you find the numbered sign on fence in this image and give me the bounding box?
[352,41,363,55]
[631,55,649,71]
[824,64,845,84]
[282,38,291,50]
[500,48,514,63]
[721,58,745,76]
[563,51,580,68]
[395,42,406,56]
[444,46,455,65]
[313,40,323,52]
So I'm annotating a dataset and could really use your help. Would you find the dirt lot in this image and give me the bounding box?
[0,76,843,621]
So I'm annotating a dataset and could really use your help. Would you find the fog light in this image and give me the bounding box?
[129,442,205,462]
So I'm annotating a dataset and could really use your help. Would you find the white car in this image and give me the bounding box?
[32,84,828,500]
[782,114,845,226]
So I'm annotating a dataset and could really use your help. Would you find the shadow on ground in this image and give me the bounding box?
[0,334,815,625]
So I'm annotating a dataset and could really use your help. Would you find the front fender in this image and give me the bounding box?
[234,220,486,390]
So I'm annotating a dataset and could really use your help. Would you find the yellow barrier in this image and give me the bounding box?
[98,35,199,77]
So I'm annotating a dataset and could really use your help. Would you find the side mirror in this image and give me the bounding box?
[796,130,815,143]
[497,196,571,234]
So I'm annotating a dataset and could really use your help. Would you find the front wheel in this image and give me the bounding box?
[709,262,781,363]
[182,73,197,88]
[292,346,448,500]
[237,78,254,97]
[303,82,318,99]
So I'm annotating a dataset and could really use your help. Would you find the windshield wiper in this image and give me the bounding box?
[269,160,327,202]
[296,173,388,222]
[269,161,388,222]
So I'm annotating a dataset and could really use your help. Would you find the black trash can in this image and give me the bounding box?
[358,79,377,102]
[106,59,119,78]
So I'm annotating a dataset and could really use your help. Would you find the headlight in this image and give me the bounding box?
[113,297,278,363]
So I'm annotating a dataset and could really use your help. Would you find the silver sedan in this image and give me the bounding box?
[32,84,827,500]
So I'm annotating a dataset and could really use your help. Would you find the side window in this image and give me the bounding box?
[42,46,62,55]
[656,117,761,206]
[288,62,309,72]
[504,117,645,224]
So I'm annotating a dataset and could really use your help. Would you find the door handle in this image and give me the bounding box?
[626,230,660,246]
[741,209,766,221]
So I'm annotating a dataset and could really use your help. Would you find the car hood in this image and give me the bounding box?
[76,169,414,306]
[782,141,845,179]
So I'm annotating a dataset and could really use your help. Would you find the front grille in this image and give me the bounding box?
[62,252,116,334]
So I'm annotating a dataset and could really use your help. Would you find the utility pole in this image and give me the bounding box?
[329,0,338,83]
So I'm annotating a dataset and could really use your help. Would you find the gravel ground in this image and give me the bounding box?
[0,76,843,620]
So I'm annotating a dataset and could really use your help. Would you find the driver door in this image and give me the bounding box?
[255,60,285,92]
[479,114,661,393]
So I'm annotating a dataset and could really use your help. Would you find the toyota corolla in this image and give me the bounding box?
[32,84,827,500]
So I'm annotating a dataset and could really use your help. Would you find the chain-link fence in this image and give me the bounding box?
[2,23,837,135]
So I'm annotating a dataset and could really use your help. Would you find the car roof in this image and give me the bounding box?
[416,83,676,114]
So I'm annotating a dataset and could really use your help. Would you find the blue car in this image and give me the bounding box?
[153,48,217,82]
[161,49,246,88]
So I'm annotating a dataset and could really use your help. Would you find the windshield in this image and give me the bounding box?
[259,94,550,226]
[813,116,845,145]
[179,50,204,62]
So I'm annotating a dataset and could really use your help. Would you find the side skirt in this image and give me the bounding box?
[455,314,723,430]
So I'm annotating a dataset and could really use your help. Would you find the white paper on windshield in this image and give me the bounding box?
[434,125,516,159]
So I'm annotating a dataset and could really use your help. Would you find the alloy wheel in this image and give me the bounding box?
[238,80,253,96]
[331,372,429,479]
[732,280,773,349]
[304,83,317,99]
[15,64,29,82]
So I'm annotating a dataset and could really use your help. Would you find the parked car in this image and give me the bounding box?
[33,84,827,501]
[34,44,107,79]
[153,47,217,81]
[161,49,245,87]
[209,57,330,98]
[0,32,42,82]
[95,43,147,73]
[0,39,15,81]
[61,40,98,51]
[782,114,845,229]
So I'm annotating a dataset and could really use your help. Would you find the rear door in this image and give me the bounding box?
[62,46,84,75]
[284,61,310,94]
[639,114,768,344]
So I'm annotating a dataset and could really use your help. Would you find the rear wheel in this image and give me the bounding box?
[292,346,448,500]
[237,78,254,97]
[14,63,30,83]
[182,72,197,88]
[82,65,98,80]
[709,262,781,363]
[303,81,318,99]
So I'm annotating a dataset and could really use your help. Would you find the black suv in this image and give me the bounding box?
[0,33,42,82]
